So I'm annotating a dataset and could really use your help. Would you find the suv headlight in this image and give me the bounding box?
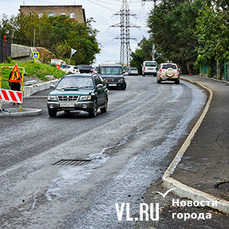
[80,95,91,100]
[118,78,124,82]
[48,95,57,101]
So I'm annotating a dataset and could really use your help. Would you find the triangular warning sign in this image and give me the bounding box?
[9,64,22,83]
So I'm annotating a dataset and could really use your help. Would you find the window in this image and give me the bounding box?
[61,12,66,16]
[48,12,56,17]
[38,13,43,18]
[70,12,75,19]
[145,61,157,67]
[101,66,123,75]
[56,77,93,89]
[162,64,177,69]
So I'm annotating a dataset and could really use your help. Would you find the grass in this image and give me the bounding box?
[0,60,65,89]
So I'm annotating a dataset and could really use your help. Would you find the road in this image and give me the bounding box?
[0,76,206,229]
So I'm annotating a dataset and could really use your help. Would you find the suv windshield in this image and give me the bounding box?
[56,76,94,90]
[162,64,177,69]
[145,62,157,67]
[100,66,123,75]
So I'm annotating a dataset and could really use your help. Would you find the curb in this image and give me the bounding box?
[0,108,42,117]
[162,77,229,214]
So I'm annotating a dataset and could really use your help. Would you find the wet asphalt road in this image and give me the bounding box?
[0,76,206,229]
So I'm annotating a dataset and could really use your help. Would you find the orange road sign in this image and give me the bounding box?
[9,64,22,83]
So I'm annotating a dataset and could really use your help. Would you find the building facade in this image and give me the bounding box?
[20,5,86,23]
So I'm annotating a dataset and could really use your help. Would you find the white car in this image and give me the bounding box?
[128,67,138,75]
[142,61,157,76]
[60,65,79,74]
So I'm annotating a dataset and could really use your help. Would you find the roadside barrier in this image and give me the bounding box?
[0,89,23,103]
[0,64,24,112]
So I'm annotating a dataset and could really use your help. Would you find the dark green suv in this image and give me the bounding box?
[98,64,127,90]
[47,74,108,117]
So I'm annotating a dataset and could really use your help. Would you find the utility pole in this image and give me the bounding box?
[111,0,140,66]
[142,0,157,61]
[33,29,36,47]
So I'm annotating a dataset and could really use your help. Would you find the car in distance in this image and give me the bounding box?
[60,65,79,74]
[128,67,138,75]
[98,64,126,90]
[157,63,180,84]
[76,65,93,73]
[142,61,157,76]
[47,74,108,117]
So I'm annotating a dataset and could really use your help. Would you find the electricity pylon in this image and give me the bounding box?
[111,0,140,66]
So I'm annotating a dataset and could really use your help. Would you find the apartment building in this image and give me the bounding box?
[19,5,86,23]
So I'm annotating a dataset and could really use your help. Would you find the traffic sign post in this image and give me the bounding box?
[0,65,25,112]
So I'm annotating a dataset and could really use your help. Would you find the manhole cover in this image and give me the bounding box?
[53,159,91,166]
[214,181,229,191]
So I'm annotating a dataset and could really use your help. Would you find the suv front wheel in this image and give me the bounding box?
[121,82,126,90]
[89,101,97,117]
[48,109,57,117]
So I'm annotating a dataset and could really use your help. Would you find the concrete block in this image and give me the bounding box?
[23,79,58,97]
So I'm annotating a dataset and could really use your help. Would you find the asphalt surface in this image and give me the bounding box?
[141,75,229,229]
[1,75,225,229]
[172,75,229,201]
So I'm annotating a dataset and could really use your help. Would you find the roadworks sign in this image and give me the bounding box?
[9,64,22,83]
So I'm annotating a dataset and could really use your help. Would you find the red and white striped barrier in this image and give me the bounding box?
[0,89,23,104]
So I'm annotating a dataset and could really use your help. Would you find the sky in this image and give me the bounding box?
[0,0,155,65]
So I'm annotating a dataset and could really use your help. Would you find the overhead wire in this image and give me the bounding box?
[86,0,118,12]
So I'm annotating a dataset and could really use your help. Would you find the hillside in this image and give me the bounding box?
[0,60,65,89]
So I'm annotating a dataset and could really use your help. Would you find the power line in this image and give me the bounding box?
[86,0,117,12]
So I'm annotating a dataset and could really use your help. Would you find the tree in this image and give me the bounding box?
[1,13,100,65]
[130,37,153,73]
[147,0,202,73]
[130,37,166,73]
[196,0,229,77]
[131,0,229,77]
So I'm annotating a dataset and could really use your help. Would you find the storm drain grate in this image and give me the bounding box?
[53,159,91,166]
